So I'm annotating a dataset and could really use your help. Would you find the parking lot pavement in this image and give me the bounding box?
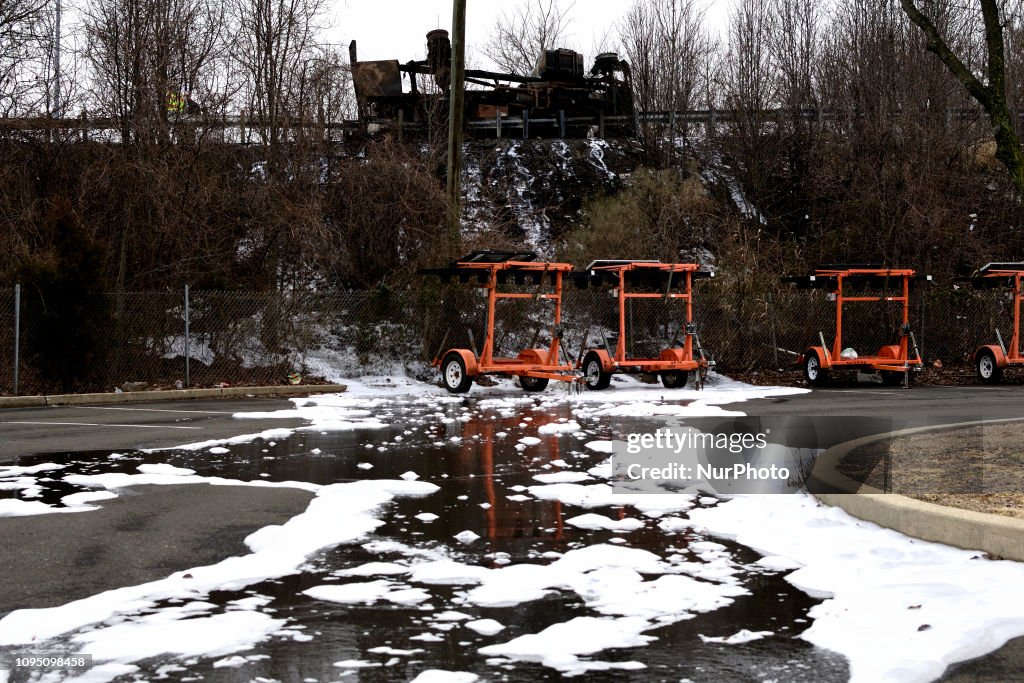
[722,384,1024,423]
[0,398,307,463]
[0,484,314,617]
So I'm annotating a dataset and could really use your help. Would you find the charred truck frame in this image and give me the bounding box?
[350,30,634,138]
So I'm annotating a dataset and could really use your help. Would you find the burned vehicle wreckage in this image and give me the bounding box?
[349,30,634,139]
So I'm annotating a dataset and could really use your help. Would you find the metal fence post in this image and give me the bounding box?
[13,284,20,396]
[184,285,190,388]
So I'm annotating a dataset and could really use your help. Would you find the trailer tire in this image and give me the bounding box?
[520,375,549,393]
[804,352,830,387]
[660,371,688,389]
[976,349,1004,385]
[442,353,473,393]
[583,353,612,390]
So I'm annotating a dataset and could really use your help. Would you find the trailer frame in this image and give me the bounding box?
[574,260,715,390]
[420,251,579,393]
[783,265,930,387]
[964,262,1024,383]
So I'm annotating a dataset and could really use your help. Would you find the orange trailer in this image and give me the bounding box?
[420,251,579,393]
[573,260,715,390]
[965,263,1024,384]
[783,266,931,387]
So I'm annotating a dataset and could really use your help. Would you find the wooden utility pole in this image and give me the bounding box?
[446,0,467,243]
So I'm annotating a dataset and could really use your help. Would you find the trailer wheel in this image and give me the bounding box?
[976,349,1004,385]
[583,353,612,390]
[804,352,830,387]
[442,353,473,393]
[661,371,688,389]
[520,375,549,393]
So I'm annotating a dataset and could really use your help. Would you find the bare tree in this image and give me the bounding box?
[0,0,49,114]
[84,0,225,144]
[291,44,354,141]
[765,0,820,233]
[720,0,777,206]
[620,0,714,164]
[1006,5,1024,111]
[771,0,819,110]
[481,0,573,75]
[722,0,776,113]
[227,0,326,145]
[901,0,1024,195]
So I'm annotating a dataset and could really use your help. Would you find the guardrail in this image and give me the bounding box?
[0,106,998,141]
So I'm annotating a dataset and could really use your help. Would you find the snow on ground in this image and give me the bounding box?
[518,437,1024,682]
[74,608,284,669]
[687,494,1024,683]
[0,474,438,675]
[479,616,650,675]
[4,372,1022,682]
[128,372,806,456]
[410,671,479,683]
[0,498,77,517]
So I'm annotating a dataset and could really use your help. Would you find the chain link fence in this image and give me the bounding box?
[0,282,1015,395]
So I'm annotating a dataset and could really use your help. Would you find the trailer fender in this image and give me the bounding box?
[517,348,551,365]
[443,349,479,377]
[584,348,614,372]
[805,346,832,369]
[659,348,686,364]
[877,345,901,360]
[976,344,1009,368]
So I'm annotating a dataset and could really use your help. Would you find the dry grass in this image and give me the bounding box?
[846,422,1024,519]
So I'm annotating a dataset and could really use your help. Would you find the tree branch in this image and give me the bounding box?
[899,0,992,108]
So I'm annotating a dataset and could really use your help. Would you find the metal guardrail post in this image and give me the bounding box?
[184,285,191,388]
[13,284,20,396]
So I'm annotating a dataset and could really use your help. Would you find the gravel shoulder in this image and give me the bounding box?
[842,421,1024,518]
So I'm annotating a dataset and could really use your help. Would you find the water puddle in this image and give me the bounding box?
[0,397,848,681]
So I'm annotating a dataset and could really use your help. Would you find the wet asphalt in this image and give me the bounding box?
[0,484,313,616]
[0,384,1022,680]
[1,386,1021,467]
[0,398,307,464]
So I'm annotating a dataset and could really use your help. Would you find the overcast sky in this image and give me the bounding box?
[328,0,731,69]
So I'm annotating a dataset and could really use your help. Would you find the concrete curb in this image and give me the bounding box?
[810,418,1024,562]
[0,384,347,409]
